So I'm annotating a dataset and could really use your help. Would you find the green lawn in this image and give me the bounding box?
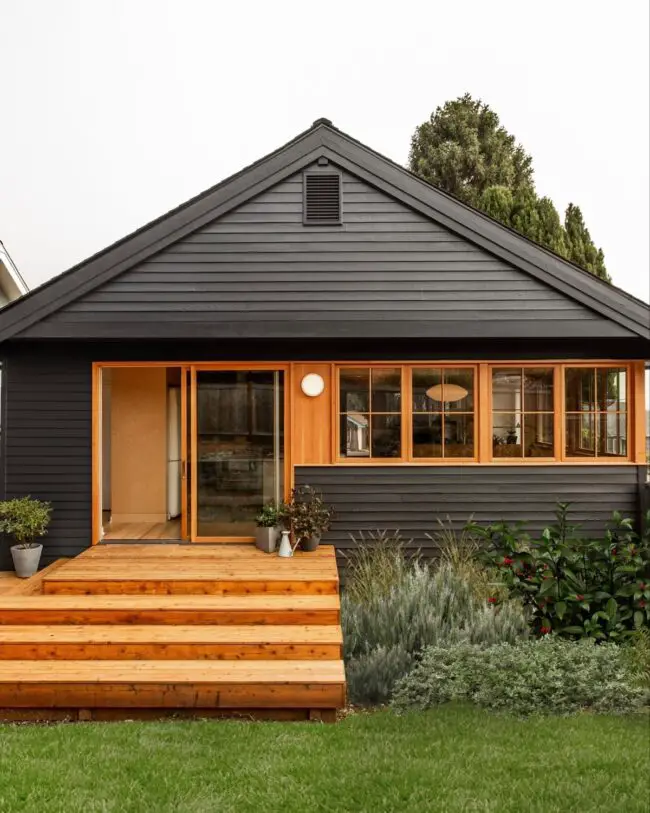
[0,706,647,813]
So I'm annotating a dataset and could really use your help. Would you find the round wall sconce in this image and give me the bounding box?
[301,373,325,397]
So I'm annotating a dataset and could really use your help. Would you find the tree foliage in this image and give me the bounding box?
[409,94,610,282]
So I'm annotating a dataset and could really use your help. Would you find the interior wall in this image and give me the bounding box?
[110,367,167,523]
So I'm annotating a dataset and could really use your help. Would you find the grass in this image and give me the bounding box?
[0,706,647,813]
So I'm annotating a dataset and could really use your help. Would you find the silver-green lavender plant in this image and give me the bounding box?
[343,562,528,705]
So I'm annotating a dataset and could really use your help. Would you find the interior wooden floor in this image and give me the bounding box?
[102,519,182,541]
[0,545,345,721]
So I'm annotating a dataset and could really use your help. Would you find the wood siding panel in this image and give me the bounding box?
[24,168,621,340]
[295,465,641,557]
[1,346,92,569]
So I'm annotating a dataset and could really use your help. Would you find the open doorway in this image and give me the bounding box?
[95,363,288,544]
[100,366,184,541]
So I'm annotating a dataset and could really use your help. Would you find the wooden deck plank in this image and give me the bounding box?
[0,594,341,625]
[0,560,69,596]
[0,625,343,660]
[81,544,335,559]
[0,660,346,708]
[43,579,338,596]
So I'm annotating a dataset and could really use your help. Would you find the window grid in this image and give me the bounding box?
[491,367,556,460]
[564,366,628,459]
[334,363,634,465]
[411,367,476,460]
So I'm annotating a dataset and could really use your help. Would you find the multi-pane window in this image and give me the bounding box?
[492,368,554,458]
[412,368,475,458]
[565,367,627,457]
[339,368,402,458]
[335,363,634,464]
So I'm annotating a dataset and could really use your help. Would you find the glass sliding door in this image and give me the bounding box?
[192,369,284,540]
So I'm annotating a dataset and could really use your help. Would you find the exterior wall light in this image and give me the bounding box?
[301,373,325,397]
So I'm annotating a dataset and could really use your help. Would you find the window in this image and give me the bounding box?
[492,368,554,458]
[339,368,401,458]
[334,362,636,465]
[412,368,475,458]
[565,367,627,457]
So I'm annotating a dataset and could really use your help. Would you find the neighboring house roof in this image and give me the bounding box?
[0,119,647,342]
[0,241,28,305]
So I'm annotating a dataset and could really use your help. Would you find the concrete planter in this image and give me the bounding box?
[254,526,279,554]
[11,544,43,578]
[300,534,321,552]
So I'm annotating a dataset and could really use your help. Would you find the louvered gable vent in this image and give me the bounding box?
[303,172,341,224]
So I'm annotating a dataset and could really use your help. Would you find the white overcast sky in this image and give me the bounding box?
[1,0,648,302]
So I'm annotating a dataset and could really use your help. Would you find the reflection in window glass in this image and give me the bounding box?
[492,368,554,458]
[412,368,475,458]
[339,368,401,458]
[565,367,627,457]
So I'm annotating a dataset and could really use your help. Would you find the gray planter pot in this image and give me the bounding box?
[254,526,279,554]
[300,534,321,552]
[11,544,43,578]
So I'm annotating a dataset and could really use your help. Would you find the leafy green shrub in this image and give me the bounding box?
[392,638,645,716]
[0,496,52,548]
[469,504,650,641]
[255,502,287,528]
[343,562,528,705]
[285,485,333,545]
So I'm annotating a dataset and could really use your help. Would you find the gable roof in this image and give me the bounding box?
[0,118,647,342]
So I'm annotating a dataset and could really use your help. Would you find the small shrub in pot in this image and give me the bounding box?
[254,502,287,554]
[0,496,52,578]
[286,486,333,552]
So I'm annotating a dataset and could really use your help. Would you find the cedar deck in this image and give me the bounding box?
[0,545,345,722]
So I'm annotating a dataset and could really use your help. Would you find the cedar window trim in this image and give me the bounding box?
[333,361,641,467]
[562,362,632,464]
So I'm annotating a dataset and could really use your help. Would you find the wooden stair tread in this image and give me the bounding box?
[1,560,69,595]
[82,545,335,559]
[0,659,346,683]
[0,624,342,644]
[0,594,338,610]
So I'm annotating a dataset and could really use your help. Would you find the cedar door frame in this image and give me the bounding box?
[331,360,645,468]
[91,361,293,546]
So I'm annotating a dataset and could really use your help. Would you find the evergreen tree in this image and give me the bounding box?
[409,95,609,281]
[564,204,610,281]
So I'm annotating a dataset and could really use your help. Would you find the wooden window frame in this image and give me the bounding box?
[489,365,558,463]
[334,364,407,465]
[562,362,632,463]
[408,365,478,463]
[332,360,643,468]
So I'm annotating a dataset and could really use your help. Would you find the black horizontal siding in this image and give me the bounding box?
[295,466,641,560]
[0,346,92,568]
[24,169,625,340]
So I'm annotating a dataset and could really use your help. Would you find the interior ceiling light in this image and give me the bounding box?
[426,383,468,403]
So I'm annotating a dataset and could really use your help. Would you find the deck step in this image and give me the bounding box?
[0,625,343,660]
[42,558,339,596]
[0,660,347,709]
[0,594,340,625]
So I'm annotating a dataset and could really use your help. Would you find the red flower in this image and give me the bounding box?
[576,594,584,601]
[503,557,513,566]
[487,597,498,605]
[640,600,647,608]
[612,548,617,556]
[640,583,647,591]
[540,626,552,635]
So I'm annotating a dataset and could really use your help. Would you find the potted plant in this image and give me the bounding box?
[254,502,286,554]
[0,496,52,578]
[286,485,333,553]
